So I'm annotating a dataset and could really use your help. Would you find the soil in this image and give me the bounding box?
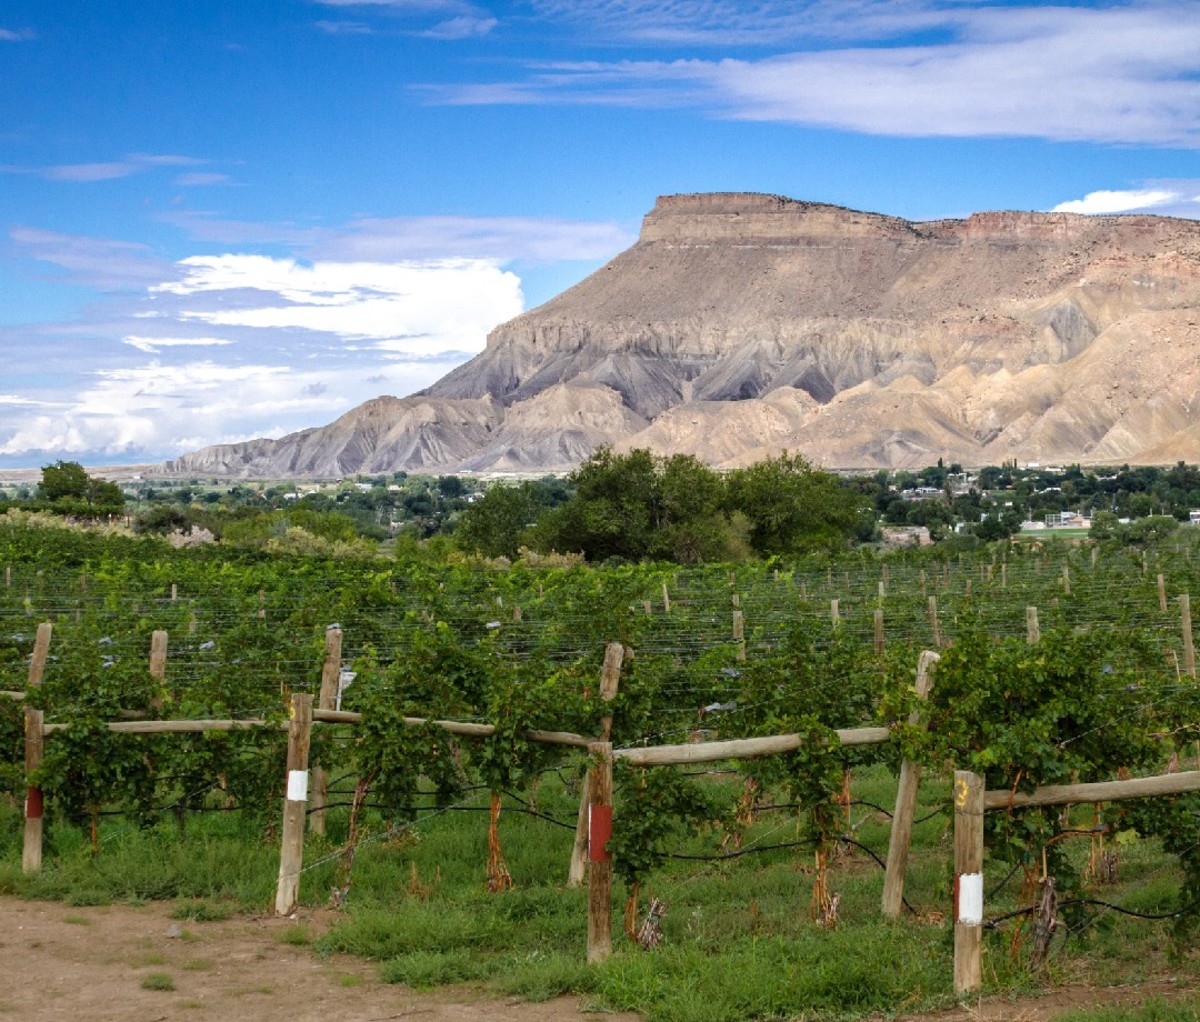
[0,896,1188,1022]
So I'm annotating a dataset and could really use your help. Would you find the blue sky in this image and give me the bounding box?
[2,0,1199,468]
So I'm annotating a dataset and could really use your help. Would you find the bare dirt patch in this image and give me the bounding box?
[0,897,638,1022]
[0,896,1189,1022]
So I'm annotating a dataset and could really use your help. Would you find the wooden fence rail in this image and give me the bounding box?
[954,767,1200,996]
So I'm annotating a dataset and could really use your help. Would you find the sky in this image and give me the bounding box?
[2,1,1199,469]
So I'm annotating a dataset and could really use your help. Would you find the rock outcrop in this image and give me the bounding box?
[161,193,1200,477]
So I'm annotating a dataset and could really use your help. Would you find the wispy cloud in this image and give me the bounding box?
[160,208,634,262]
[312,0,498,38]
[320,214,635,262]
[428,3,1200,147]
[122,336,235,354]
[0,27,35,42]
[174,172,233,187]
[526,0,953,47]
[314,19,373,35]
[5,152,208,184]
[10,227,174,289]
[421,15,497,39]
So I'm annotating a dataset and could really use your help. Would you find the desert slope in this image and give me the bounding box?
[162,193,1200,477]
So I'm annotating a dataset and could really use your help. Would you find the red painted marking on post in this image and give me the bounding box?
[25,787,43,820]
[588,804,612,863]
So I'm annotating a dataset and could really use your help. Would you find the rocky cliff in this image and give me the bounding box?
[161,193,1200,477]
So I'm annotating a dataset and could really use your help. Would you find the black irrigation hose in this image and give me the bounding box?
[985,896,1200,928]
[313,799,578,830]
[668,838,817,862]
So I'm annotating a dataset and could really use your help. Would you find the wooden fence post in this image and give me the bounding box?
[928,596,941,648]
[569,643,623,887]
[732,609,745,661]
[830,599,840,626]
[953,770,985,996]
[1026,605,1040,645]
[881,650,939,918]
[23,621,52,873]
[1182,595,1196,679]
[275,693,313,916]
[1062,563,1071,595]
[149,629,168,713]
[661,583,671,614]
[1158,574,1167,614]
[310,625,343,836]
[874,609,884,655]
[586,740,614,964]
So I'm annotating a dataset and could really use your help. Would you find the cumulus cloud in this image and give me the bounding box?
[429,3,1200,147]
[0,357,465,460]
[1051,185,1200,217]
[155,255,522,357]
[3,207,629,463]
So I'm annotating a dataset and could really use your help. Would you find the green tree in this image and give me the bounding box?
[724,451,864,555]
[454,483,541,560]
[37,461,124,511]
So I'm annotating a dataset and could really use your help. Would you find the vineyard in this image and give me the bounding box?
[4,516,1200,1020]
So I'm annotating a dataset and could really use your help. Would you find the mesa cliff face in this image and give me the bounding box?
[161,193,1200,477]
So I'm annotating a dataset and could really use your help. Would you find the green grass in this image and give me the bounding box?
[140,972,176,991]
[4,767,1199,1021]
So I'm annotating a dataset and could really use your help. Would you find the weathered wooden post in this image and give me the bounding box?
[661,583,671,614]
[1182,595,1196,679]
[1062,562,1071,595]
[953,770,985,996]
[874,608,885,655]
[882,650,939,918]
[586,740,614,963]
[310,625,343,836]
[928,595,941,648]
[275,693,313,916]
[569,643,623,886]
[1158,574,1167,614]
[830,599,840,626]
[149,629,168,713]
[23,621,52,873]
[1026,605,1040,645]
[732,609,745,661]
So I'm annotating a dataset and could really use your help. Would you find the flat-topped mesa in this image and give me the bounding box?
[639,192,916,244]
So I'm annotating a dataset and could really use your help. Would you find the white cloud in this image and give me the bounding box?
[429,3,1200,147]
[0,358,464,459]
[320,214,635,262]
[174,172,233,187]
[314,19,373,34]
[156,255,522,356]
[0,27,34,42]
[39,153,203,183]
[1052,189,1180,215]
[1051,184,1200,217]
[10,227,173,289]
[122,336,235,354]
[422,16,497,39]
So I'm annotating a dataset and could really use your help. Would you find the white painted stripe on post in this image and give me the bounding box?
[958,872,983,924]
[287,769,309,802]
